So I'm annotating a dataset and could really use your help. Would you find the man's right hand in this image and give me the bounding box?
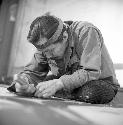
[14,74,36,94]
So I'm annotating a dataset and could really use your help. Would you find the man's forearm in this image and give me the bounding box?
[60,69,100,91]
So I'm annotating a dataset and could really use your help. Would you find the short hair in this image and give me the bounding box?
[27,15,67,45]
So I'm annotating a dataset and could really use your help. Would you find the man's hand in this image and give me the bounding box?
[34,79,64,98]
[14,74,36,94]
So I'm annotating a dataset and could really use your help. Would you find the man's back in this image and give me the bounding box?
[70,21,119,87]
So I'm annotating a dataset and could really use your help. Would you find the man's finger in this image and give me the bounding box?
[36,92,44,98]
[15,82,28,90]
[15,76,28,85]
[36,82,48,92]
[36,82,46,89]
[15,83,28,93]
[34,86,46,96]
[41,87,56,98]
[15,79,25,85]
[42,93,51,98]
[36,83,42,90]
[36,90,51,98]
[26,84,36,93]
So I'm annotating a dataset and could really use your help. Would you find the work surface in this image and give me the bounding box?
[0,86,123,125]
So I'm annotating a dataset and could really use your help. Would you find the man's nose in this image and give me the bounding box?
[45,51,53,58]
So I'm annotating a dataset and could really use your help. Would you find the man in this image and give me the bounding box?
[8,14,120,104]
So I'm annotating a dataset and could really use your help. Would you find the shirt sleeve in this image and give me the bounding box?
[60,27,103,91]
[19,50,49,85]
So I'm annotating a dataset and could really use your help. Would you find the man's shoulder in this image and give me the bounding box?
[71,21,97,31]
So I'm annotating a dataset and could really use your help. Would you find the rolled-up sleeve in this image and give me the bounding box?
[20,50,49,85]
[60,27,102,90]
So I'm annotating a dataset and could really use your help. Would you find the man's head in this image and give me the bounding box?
[27,14,69,59]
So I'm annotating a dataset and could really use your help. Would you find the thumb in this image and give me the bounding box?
[26,84,36,93]
[15,82,29,92]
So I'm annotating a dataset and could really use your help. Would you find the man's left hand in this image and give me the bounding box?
[34,79,64,98]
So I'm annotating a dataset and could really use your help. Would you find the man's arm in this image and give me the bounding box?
[60,27,103,91]
[22,50,49,85]
[8,50,49,93]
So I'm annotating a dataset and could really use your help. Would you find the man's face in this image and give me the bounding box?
[42,42,67,59]
[34,31,68,59]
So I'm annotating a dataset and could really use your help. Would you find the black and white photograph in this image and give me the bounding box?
[0,0,123,125]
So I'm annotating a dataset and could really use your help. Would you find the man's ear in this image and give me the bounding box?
[63,31,68,42]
